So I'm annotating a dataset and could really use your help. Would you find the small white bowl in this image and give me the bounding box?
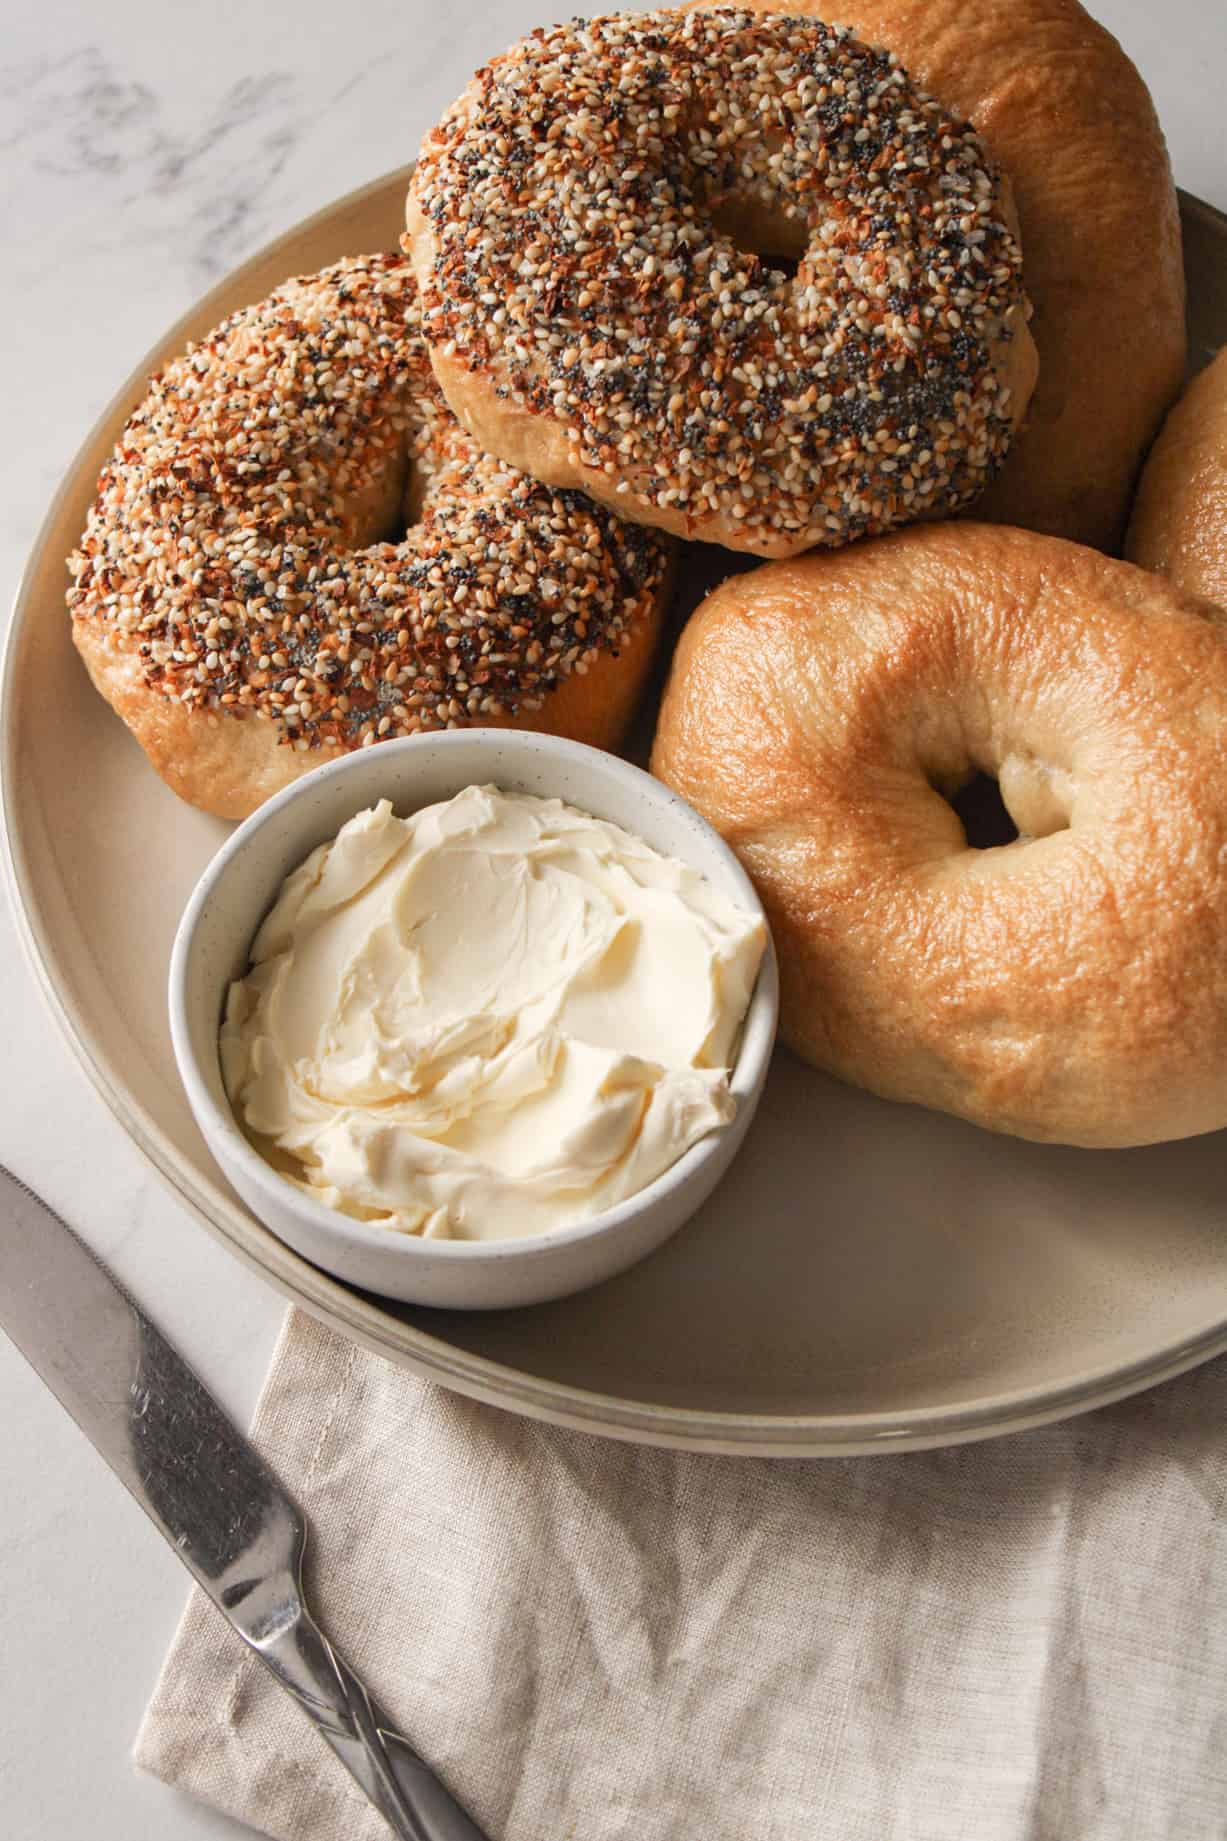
[169,731,778,1310]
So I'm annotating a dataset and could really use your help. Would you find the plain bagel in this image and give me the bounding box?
[651,523,1227,1147]
[685,0,1186,553]
[1127,347,1227,610]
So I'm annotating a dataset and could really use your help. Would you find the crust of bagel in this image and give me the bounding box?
[405,124,1037,562]
[650,523,1227,1148]
[678,0,1185,554]
[1126,348,1227,610]
[73,558,671,822]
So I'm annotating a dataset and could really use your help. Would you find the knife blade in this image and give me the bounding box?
[0,1162,489,1841]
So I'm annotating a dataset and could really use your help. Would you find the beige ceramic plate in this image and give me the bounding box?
[5,170,1227,1456]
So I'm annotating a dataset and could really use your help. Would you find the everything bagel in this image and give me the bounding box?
[69,253,674,819]
[407,8,1037,558]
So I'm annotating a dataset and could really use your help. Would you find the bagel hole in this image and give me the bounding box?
[348,448,414,546]
[402,459,427,531]
[749,248,801,283]
[721,242,802,286]
[708,199,806,286]
[947,773,1019,850]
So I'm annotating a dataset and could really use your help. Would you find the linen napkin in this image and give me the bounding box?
[137,1308,1227,1841]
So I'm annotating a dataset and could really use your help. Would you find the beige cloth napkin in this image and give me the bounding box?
[136,1308,1227,1841]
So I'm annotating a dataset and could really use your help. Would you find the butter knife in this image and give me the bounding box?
[0,1162,489,1841]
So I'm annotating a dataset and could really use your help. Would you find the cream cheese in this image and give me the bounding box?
[221,786,766,1241]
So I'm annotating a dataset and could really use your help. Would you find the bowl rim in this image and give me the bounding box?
[167,728,780,1267]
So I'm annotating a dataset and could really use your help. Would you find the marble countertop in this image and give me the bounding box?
[1,2,1224,1834]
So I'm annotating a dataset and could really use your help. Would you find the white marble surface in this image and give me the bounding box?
[0,2,1224,1835]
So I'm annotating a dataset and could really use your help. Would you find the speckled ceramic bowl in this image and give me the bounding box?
[168,730,778,1309]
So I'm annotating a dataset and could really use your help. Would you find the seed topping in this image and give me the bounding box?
[411,8,1030,548]
[69,252,672,745]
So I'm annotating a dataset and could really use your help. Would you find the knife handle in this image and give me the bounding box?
[261,1611,490,1841]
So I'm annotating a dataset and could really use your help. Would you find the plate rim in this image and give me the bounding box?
[5,166,1227,1458]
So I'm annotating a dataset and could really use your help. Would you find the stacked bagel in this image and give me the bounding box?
[70,5,1227,1146]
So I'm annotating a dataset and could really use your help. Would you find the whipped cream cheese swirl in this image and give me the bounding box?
[222,786,765,1240]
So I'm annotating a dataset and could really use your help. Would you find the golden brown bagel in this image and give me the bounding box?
[69,254,674,821]
[685,0,1185,552]
[407,8,1037,559]
[1127,348,1227,609]
[651,524,1227,1147]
